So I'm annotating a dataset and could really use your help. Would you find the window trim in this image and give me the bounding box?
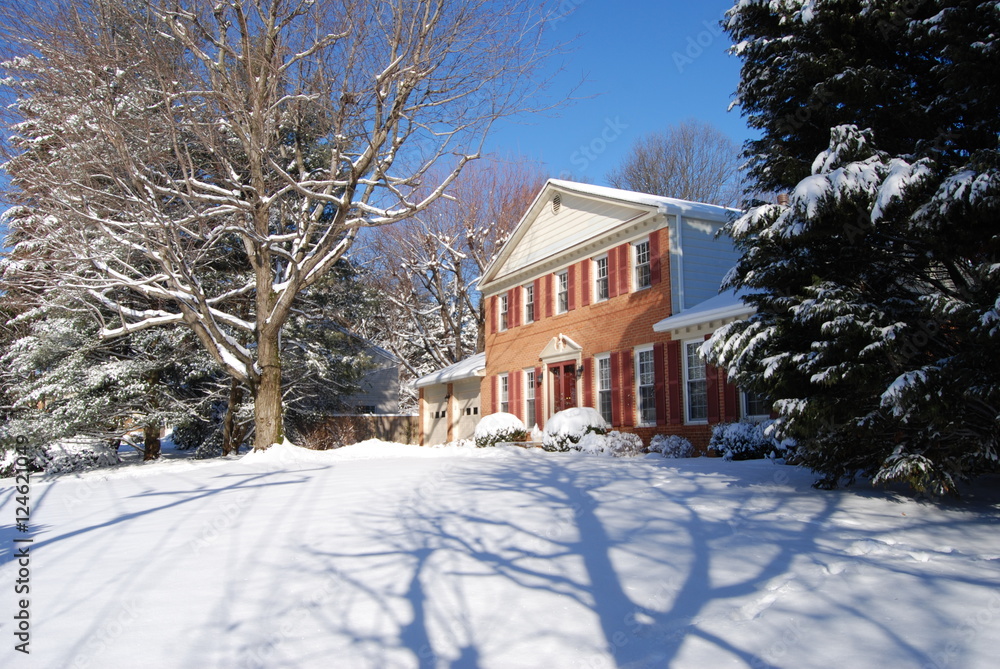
[499,294,508,331]
[633,238,651,291]
[523,283,535,324]
[593,255,610,303]
[555,270,569,314]
[525,368,537,428]
[634,345,657,427]
[499,373,509,414]
[595,353,613,425]
[682,339,709,424]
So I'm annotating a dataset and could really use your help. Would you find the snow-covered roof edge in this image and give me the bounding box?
[415,352,487,388]
[652,288,755,332]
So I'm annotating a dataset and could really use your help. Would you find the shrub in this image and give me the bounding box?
[649,434,694,458]
[34,437,120,475]
[710,420,792,461]
[542,407,608,452]
[474,412,528,448]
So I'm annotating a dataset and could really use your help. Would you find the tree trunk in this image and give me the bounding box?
[222,377,245,456]
[143,424,161,461]
[253,328,284,450]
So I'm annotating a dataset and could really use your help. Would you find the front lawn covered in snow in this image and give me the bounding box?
[2,442,998,668]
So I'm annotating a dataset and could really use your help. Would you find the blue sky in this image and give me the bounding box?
[483,0,753,185]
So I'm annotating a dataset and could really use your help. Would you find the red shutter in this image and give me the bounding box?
[653,342,667,426]
[617,244,630,295]
[581,260,591,307]
[650,229,662,286]
[544,274,554,318]
[533,278,542,321]
[491,375,498,415]
[610,353,622,427]
[622,349,635,428]
[507,289,517,329]
[583,357,594,408]
[510,370,521,420]
[706,336,720,423]
[534,366,544,427]
[723,369,740,421]
[668,340,682,425]
[608,250,619,299]
[567,264,577,311]
[489,296,498,335]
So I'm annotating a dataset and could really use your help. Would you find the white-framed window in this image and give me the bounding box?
[525,369,537,428]
[634,239,651,290]
[556,270,569,314]
[684,340,708,423]
[524,283,535,323]
[594,255,609,302]
[743,390,771,420]
[499,294,508,331]
[596,354,612,425]
[499,374,509,413]
[635,346,656,425]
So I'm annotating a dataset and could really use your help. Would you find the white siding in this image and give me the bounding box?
[497,192,646,277]
[670,216,741,312]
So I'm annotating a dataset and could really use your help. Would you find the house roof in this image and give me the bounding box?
[479,179,740,293]
[414,352,487,388]
[652,288,755,333]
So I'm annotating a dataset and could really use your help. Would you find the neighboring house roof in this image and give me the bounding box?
[652,288,755,333]
[415,352,487,388]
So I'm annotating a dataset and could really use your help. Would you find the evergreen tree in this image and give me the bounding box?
[706,0,1000,493]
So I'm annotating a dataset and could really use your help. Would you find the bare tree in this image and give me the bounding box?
[605,119,744,206]
[1,0,562,449]
[360,155,546,406]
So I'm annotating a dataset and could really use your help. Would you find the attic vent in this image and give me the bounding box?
[551,193,562,214]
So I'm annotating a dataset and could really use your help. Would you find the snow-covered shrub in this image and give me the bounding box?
[474,412,527,448]
[649,434,694,458]
[710,420,791,461]
[604,431,644,457]
[542,407,608,452]
[33,438,120,475]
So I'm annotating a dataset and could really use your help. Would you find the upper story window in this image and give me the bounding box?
[594,256,609,302]
[684,340,708,423]
[596,354,612,425]
[636,347,656,425]
[499,294,508,331]
[634,239,651,290]
[524,283,535,323]
[556,270,569,314]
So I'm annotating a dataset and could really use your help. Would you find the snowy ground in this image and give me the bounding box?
[2,442,999,669]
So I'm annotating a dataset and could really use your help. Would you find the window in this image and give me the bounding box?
[499,294,508,331]
[524,283,535,323]
[525,370,536,428]
[556,271,569,314]
[743,391,771,419]
[596,354,612,424]
[636,347,656,425]
[499,374,509,413]
[594,256,609,302]
[684,341,708,422]
[634,240,651,289]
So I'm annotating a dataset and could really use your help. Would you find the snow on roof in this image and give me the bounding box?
[546,179,742,222]
[653,288,755,332]
[415,352,487,388]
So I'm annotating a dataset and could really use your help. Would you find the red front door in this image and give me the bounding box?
[551,362,577,413]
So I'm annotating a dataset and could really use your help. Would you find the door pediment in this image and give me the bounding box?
[539,334,583,363]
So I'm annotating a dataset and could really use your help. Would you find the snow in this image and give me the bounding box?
[544,406,608,437]
[473,412,526,441]
[414,352,486,388]
[2,444,1000,668]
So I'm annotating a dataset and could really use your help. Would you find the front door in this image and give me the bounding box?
[551,362,577,413]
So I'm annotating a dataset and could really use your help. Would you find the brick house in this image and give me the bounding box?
[419,179,762,450]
